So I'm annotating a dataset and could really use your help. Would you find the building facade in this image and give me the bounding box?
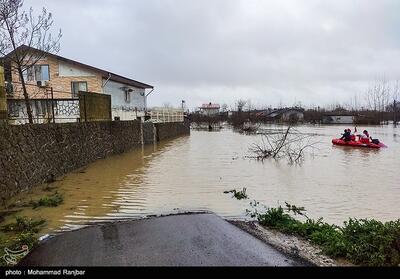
[322,115,354,124]
[266,108,305,122]
[199,103,220,116]
[2,46,153,123]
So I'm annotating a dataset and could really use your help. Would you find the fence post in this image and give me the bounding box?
[83,93,87,122]
[51,87,55,123]
[0,66,7,122]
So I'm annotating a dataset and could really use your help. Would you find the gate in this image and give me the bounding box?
[79,91,112,122]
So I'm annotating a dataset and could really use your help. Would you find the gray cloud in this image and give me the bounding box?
[24,0,400,109]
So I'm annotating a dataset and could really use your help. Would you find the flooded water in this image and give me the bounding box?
[5,124,400,233]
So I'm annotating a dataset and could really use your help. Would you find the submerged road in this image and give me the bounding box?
[20,213,305,266]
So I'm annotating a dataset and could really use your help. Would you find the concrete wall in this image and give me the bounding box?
[142,122,156,144]
[154,118,191,141]
[0,120,190,200]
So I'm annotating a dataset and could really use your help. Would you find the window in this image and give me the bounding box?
[125,91,131,103]
[22,65,50,81]
[71,81,88,98]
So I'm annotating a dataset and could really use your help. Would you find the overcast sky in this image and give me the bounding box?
[24,0,400,110]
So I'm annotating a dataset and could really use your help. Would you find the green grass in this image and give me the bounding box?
[248,202,400,266]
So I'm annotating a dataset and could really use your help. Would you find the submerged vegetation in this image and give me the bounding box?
[1,216,46,233]
[0,189,63,266]
[249,125,319,164]
[224,188,248,200]
[246,201,400,266]
[30,192,64,209]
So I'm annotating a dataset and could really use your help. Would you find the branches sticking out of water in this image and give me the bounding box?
[249,125,319,164]
[239,122,260,134]
[224,188,248,200]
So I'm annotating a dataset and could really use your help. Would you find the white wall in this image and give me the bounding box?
[200,108,220,116]
[111,108,146,121]
[59,62,96,77]
[102,79,146,121]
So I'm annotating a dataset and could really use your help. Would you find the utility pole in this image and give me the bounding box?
[0,66,7,123]
[394,100,397,126]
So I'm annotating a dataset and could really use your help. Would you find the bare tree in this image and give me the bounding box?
[221,103,228,113]
[249,124,318,164]
[236,99,247,113]
[391,80,399,125]
[0,0,61,123]
[365,77,391,112]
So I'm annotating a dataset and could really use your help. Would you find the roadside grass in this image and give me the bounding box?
[0,216,46,266]
[248,202,400,266]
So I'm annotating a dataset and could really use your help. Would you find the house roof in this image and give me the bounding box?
[200,103,220,109]
[324,114,354,117]
[3,45,154,89]
[266,107,304,118]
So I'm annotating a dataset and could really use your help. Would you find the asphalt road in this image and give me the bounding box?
[20,213,306,266]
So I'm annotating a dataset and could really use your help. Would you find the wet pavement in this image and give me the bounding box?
[20,213,306,266]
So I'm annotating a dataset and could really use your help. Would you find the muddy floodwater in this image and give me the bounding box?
[6,124,400,233]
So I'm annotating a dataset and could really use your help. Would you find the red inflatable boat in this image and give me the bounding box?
[332,139,387,149]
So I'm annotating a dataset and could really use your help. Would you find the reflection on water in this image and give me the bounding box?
[6,125,400,232]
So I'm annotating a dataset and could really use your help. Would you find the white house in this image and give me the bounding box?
[2,45,154,123]
[199,103,220,116]
[102,79,152,121]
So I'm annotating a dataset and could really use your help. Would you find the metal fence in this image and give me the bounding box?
[6,90,112,125]
[7,98,80,125]
[149,108,184,123]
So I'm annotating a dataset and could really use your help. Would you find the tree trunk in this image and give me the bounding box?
[17,67,33,124]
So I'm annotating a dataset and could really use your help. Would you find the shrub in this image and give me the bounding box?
[340,219,400,266]
[247,202,400,266]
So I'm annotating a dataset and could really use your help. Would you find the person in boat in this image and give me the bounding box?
[340,129,352,142]
[349,129,356,141]
[359,130,372,144]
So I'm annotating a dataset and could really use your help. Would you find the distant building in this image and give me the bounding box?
[322,115,354,124]
[263,107,304,122]
[199,102,220,116]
